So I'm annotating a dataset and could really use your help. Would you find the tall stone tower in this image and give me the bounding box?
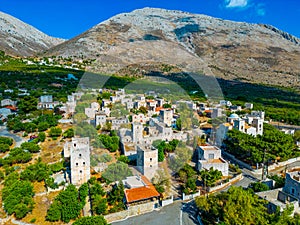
[136,145,158,180]
[253,118,264,136]
[70,137,90,186]
[160,109,173,127]
[132,122,143,144]
[234,118,245,133]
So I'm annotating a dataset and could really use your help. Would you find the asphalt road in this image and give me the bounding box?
[0,125,23,147]
[113,201,198,225]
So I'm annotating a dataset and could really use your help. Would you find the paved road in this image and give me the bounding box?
[113,201,198,225]
[0,126,24,147]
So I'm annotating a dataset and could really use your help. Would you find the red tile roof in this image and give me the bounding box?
[4,105,17,111]
[155,107,163,112]
[124,176,160,203]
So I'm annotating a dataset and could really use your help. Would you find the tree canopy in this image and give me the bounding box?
[93,131,119,152]
[196,186,300,225]
[102,162,132,183]
[72,216,108,225]
[46,184,85,223]
[200,167,222,188]
[2,172,35,219]
[224,123,298,165]
[168,144,192,172]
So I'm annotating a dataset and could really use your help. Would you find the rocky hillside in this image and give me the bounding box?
[46,7,300,88]
[0,11,64,56]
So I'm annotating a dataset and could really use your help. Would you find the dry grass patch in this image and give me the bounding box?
[33,181,46,194]
[22,191,61,225]
[40,140,63,164]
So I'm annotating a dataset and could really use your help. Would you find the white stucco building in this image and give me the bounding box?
[196,145,228,176]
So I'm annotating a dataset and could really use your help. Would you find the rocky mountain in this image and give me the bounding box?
[0,11,64,56]
[45,8,299,88]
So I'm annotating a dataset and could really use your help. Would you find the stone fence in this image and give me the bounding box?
[222,151,253,170]
[223,151,300,175]
[266,157,300,172]
[182,190,201,201]
[208,173,243,193]
[160,196,174,207]
[104,200,158,223]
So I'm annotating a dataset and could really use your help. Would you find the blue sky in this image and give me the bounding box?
[0,0,299,39]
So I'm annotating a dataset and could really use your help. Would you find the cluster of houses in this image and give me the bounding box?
[0,98,17,121]
[2,86,299,213]
[257,171,300,216]
[63,137,161,206]
[58,89,234,207]
[216,110,265,147]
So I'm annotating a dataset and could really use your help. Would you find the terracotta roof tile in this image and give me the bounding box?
[4,105,17,111]
[155,107,163,112]
[207,158,225,163]
[124,176,160,203]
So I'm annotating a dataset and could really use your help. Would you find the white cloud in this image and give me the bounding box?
[255,3,266,16]
[256,8,265,16]
[226,0,248,8]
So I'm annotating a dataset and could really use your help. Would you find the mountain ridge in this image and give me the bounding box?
[1,7,299,88]
[0,11,64,56]
[45,8,299,88]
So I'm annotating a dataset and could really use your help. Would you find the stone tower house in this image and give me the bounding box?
[234,118,245,133]
[70,137,91,186]
[253,118,264,136]
[132,122,143,144]
[136,145,158,180]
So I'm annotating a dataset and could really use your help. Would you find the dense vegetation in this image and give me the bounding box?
[168,144,192,172]
[178,164,197,194]
[224,123,299,165]
[93,131,120,152]
[0,147,32,165]
[46,184,87,223]
[75,122,98,139]
[199,167,223,188]
[89,178,126,214]
[0,52,83,102]
[196,186,300,225]
[0,137,13,153]
[72,216,108,225]
[152,139,180,162]
[19,159,64,189]
[7,113,61,133]
[2,172,35,219]
[102,162,133,183]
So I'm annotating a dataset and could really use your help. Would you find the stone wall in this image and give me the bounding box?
[208,173,243,193]
[182,190,201,201]
[223,151,300,175]
[104,201,157,223]
[161,196,174,207]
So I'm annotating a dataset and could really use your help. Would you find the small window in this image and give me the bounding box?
[76,163,78,166]
[150,165,152,167]
[80,170,82,173]
[150,158,152,162]
[79,154,82,157]
[74,143,76,147]
[291,188,295,195]
[208,154,214,159]
[83,162,85,165]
